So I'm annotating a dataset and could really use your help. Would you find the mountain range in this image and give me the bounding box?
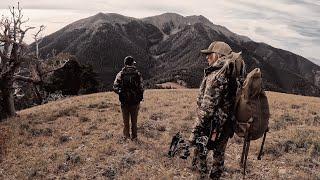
[33,12,320,96]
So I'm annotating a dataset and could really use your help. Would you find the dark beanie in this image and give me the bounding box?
[124,56,135,65]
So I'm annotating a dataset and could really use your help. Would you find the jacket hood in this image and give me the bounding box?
[204,57,227,76]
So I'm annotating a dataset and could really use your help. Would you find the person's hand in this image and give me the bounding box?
[211,130,217,141]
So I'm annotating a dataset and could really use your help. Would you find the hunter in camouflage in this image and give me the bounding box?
[113,56,144,140]
[189,41,245,179]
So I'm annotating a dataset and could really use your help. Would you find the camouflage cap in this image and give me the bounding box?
[200,41,232,56]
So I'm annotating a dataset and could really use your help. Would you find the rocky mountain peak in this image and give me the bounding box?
[33,12,320,97]
[142,13,251,42]
[61,13,136,33]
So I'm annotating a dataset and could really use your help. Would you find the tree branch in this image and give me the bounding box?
[33,25,45,58]
[44,60,69,74]
[19,26,35,44]
[0,49,11,61]
[0,60,19,79]
[33,25,45,37]
[13,74,40,83]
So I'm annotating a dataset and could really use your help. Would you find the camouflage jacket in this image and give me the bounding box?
[196,57,242,132]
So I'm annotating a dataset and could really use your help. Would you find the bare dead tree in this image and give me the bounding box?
[33,25,45,59]
[0,3,58,118]
[12,53,70,107]
[0,3,35,117]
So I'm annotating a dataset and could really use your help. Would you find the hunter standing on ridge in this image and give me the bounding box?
[113,56,144,141]
[189,41,245,179]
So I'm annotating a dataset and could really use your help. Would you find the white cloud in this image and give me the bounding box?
[0,0,319,63]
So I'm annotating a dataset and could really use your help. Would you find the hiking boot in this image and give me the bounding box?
[118,136,129,144]
[131,137,142,145]
[209,169,222,180]
[191,157,198,171]
[199,172,207,179]
[190,163,198,172]
[199,164,208,179]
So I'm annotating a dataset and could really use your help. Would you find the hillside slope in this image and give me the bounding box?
[32,13,320,96]
[0,90,319,179]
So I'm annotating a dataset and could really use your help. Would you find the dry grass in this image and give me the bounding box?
[0,126,10,163]
[0,90,319,179]
[155,82,187,89]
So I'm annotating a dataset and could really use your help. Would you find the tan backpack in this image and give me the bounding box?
[203,53,270,175]
[234,68,270,175]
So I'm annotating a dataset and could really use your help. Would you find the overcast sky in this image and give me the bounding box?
[1,0,319,65]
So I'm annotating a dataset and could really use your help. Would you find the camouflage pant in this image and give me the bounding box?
[191,135,228,179]
[121,104,140,139]
[189,118,232,179]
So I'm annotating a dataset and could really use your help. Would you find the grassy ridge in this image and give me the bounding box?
[0,90,319,179]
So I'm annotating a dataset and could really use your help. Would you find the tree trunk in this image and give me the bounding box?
[36,42,39,59]
[33,84,43,104]
[0,81,16,118]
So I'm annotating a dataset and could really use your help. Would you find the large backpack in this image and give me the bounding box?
[215,53,270,175]
[234,68,270,175]
[119,68,143,105]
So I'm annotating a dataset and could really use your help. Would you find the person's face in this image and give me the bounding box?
[206,52,219,66]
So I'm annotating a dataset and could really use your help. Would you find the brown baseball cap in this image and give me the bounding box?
[200,41,232,56]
